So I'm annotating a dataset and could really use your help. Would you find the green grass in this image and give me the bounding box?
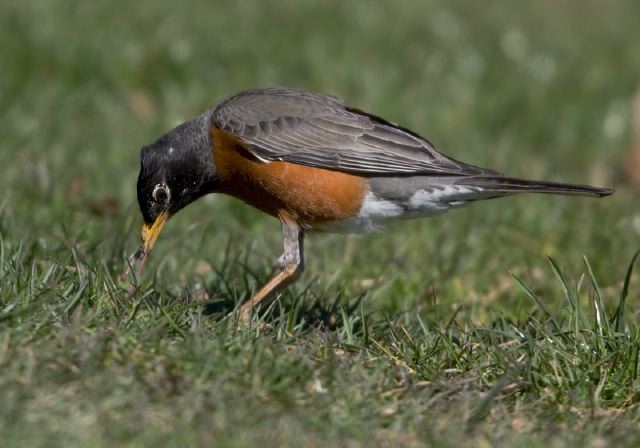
[2,0,640,446]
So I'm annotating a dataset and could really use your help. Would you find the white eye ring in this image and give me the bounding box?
[152,183,170,204]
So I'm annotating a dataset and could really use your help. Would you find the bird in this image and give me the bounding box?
[122,87,613,321]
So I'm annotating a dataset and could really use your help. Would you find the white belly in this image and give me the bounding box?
[309,185,481,234]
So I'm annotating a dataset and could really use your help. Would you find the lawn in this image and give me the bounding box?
[2,0,640,446]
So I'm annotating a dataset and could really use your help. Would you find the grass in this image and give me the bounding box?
[2,0,640,446]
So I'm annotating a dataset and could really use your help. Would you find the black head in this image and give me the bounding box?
[136,113,216,226]
[122,111,217,285]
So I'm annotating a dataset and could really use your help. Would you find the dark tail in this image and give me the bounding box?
[459,176,614,198]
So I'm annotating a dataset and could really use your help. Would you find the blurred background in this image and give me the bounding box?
[1,0,639,305]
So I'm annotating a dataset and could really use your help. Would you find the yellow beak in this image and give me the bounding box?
[141,210,169,254]
[120,211,170,293]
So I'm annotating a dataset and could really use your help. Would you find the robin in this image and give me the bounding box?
[122,87,613,320]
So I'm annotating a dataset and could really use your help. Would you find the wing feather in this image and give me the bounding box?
[212,87,499,176]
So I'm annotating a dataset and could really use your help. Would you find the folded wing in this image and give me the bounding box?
[212,87,499,177]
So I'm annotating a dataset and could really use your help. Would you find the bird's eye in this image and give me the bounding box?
[152,184,170,204]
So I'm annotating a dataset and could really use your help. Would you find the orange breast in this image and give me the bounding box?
[211,127,367,224]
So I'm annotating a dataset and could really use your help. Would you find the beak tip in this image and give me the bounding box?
[121,212,167,294]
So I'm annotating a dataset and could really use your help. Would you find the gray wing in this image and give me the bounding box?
[212,87,499,176]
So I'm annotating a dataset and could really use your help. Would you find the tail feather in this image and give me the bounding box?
[458,176,614,198]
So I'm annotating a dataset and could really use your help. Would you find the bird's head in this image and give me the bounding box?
[123,114,215,284]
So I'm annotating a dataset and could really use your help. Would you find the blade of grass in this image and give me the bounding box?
[510,272,568,344]
[614,249,640,333]
[548,256,587,341]
[583,255,612,337]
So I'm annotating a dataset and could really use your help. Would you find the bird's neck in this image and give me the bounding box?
[181,109,214,162]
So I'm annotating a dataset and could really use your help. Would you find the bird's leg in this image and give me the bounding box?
[238,218,304,322]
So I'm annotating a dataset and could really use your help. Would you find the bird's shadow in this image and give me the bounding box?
[191,251,369,330]
[202,298,235,315]
[201,282,367,331]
